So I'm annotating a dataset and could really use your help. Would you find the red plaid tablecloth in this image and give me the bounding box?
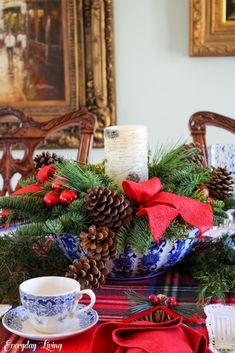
[1,268,234,352]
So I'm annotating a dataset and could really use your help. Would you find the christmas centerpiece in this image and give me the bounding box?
[0,136,232,302]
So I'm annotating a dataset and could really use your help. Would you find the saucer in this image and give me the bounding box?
[2,304,99,341]
[0,304,12,318]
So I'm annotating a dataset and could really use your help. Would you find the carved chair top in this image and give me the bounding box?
[0,106,97,139]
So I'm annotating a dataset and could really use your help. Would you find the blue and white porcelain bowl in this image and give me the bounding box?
[55,228,199,280]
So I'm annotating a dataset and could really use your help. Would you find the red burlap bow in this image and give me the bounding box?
[12,165,55,195]
[122,178,213,243]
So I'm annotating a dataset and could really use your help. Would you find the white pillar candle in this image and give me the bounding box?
[104,125,148,188]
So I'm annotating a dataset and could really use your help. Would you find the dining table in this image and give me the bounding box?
[1,263,234,353]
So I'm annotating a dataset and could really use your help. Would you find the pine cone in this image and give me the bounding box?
[80,225,117,261]
[184,142,203,168]
[84,187,133,228]
[65,256,108,289]
[207,167,234,200]
[33,152,64,170]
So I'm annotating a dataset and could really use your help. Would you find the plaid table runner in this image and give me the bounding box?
[1,268,234,352]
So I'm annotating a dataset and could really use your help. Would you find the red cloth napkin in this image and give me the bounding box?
[37,318,211,353]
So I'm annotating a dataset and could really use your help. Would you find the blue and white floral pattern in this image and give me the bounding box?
[3,306,28,331]
[55,233,86,261]
[106,231,198,279]
[55,229,199,280]
[20,292,76,317]
[75,304,97,327]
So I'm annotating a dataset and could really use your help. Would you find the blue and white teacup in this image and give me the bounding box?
[19,276,96,333]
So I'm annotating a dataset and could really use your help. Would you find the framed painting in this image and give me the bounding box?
[0,0,116,147]
[190,0,235,56]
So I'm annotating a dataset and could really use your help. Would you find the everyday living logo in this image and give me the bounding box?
[3,340,62,352]
[41,341,63,352]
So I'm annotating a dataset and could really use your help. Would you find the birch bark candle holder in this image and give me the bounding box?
[104,125,148,188]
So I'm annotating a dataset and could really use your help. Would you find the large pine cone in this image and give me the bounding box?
[184,142,203,168]
[207,167,234,200]
[34,152,64,170]
[84,187,133,228]
[66,256,108,289]
[80,225,117,261]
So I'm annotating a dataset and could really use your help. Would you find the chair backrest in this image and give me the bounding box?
[189,111,235,167]
[0,106,97,195]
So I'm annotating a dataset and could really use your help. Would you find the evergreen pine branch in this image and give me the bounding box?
[15,222,49,238]
[33,182,54,196]
[210,200,228,226]
[96,174,117,189]
[18,175,39,187]
[166,168,210,196]
[117,224,131,254]
[56,161,116,193]
[196,266,235,304]
[44,219,64,235]
[85,161,105,176]
[148,142,194,180]
[0,232,68,305]
[0,196,50,222]
[164,218,193,241]
[66,198,91,221]
[85,161,117,189]
[117,216,194,254]
[128,217,153,254]
[181,233,235,303]
[117,217,153,255]
[55,161,98,192]
[224,194,235,210]
[59,212,88,236]
[5,211,20,226]
[50,205,65,219]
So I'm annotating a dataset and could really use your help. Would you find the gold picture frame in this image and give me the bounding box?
[0,0,116,147]
[190,0,235,56]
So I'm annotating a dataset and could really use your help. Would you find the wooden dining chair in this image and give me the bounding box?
[0,106,97,195]
[189,111,235,167]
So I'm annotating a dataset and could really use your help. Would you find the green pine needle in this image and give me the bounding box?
[18,175,39,187]
[117,217,153,255]
[148,142,194,179]
[55,161,117,193]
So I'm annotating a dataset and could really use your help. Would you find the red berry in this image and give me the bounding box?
[153,297,160,304]
[59,190,78,206]
[43,191,60,208]
[148,294,160,304]
[168,297,177,307]
[148,294,156,301]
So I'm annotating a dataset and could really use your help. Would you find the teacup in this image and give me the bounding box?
[19,276,96,334]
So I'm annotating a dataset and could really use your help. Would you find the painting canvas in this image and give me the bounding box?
[0,0,116,148]
[0,0,65,104]
[226,0,235,20]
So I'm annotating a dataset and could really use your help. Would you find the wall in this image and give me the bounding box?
[62,0,235,163]
[113,0,234,148]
